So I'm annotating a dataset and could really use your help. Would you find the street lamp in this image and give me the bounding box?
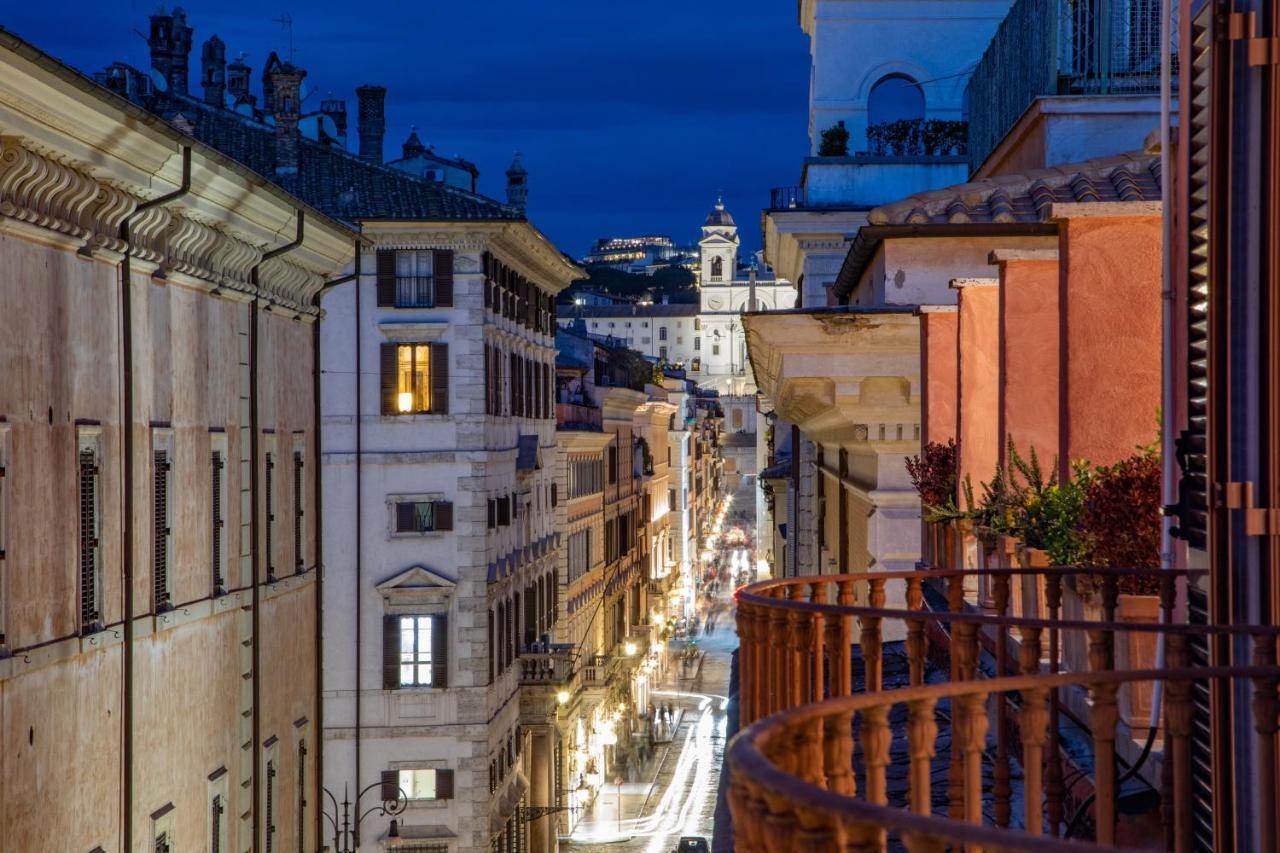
[321,781,408,853]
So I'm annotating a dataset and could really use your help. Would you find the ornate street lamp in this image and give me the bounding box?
[321,781,408,853]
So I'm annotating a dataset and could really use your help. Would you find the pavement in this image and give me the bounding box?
[563,484,753,853]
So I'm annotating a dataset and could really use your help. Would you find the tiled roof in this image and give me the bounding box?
[867,152,1160,226]
[162,93,520,223]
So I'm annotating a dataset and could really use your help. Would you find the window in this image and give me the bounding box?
[151,804,175,853]
[694,317,701,331]
[396,344,430,412]
[210,794,224,853]
[153,436,173,612]
[710,256,723,281]
[292,443,305,573]
[78,429,103,632]
[392,498,454,533]
[264,448,276,581]
[496,495,511,526]
[0,425,7,645]
[658,327,668,341]
[382,342,449,416]
[867,73,925,129]
[375,248,455,308]
[568,529,592,581]
[211,436,227,595]
[694,337,701,350]
[399,768,439,800]
[659,345,668,360]
[399,616,434,686]
[712,344,721,356]
[607,446,618,484]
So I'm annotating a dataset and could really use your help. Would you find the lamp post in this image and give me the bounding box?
[321,781,408,853]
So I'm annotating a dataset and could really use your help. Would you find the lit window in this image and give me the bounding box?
[395,250,435,307]
[396,344,432,413]
[399,768,438,800]
[400,616,434,686]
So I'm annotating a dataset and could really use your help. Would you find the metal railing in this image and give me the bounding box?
[556,402,602,431]
[769,186,804,210]
[967,0,1178,172]
[730,566,1280,850]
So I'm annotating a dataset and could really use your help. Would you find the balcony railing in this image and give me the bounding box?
[729,566,1280,850]
[518,647,575,685]
[556,402,602,431]
[967,0,1178,172]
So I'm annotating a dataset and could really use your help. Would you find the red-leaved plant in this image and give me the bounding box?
[1078,451,1162,595]
[906,439,958,516]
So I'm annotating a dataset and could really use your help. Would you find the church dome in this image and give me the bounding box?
[704,198,735,227]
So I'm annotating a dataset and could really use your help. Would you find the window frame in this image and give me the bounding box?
[398,614,436,687]
[394,249,435,308]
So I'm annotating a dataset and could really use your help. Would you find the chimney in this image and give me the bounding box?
[147,9,176,94]
[261,52,282,114]
[320,93,348,142]
[356,85,386,163]
[506,153,528,212]
[201,35,226,106]
[170,8,193,96]
[401,127,426,159]
[226,55,252,106]
[269,63,307,177]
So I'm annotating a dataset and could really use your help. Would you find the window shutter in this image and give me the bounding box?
[430,343,449,415]
[376,249,397,306]
[488,499,496,529]
[153,450,170,611]
[293,451,304,573]
[211,451,225,594]
[433,501,453,531]
[433,250,454,306]
[431,613,448,688]
[395,502,416,532]
[79,447,99,628]
[383,615,401,689]
[483,252,492,308]
[380,344,397,415]
[380,770,399,802]
[551,482,558,507]
[436,768,455,800]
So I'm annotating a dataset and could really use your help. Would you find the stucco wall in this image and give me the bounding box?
[955,283,1001,496]
[919,309,959,448]
[997,257,1061,468]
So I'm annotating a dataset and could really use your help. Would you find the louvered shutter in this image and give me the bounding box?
[293,451,304,572]
[211,451,225,593]
[395,502,416,532]
[264,454,275,579]
[380,344,397,415]
[436,768,455,799]
[484,344,492,415]
[380,770,399,802]
[488,499,496,529]
[431,613,448,687]
[433,501,453,531]
[79,448,99,628]
[483,252,492,308]
[433,250,454,306]
[383,615,401,689]
[430,343,449,414]
[265,762,276,853]
[153,450,170,610]
[376,249,397,306]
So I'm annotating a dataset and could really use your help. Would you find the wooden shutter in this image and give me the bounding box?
[376,249,397,306]
[551,482,557,507]
[433,250,454,306]
[430,343,449,415]
[293,451,304,573]
[380,770,399,802]
[487,499,496,529]
[265,762,276,853]
[380,344,397,415]
[153,450,170,610]
[431,613,448,688]
[79,447,99,627]
[211,451,224,593]
[264,453,275,579]
[482,252,492,308]
[382,615,401,689]
[395,502,416,532]
[436,768,455,799]
[433,501,453,531]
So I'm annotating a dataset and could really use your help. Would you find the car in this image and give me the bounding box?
[675,837,710,853]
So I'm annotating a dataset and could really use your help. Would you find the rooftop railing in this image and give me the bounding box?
[556,402,602,431]
[730,566,1280,850]
[967,0,1177,172]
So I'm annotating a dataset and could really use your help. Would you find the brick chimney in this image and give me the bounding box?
[269,63,306,177]
[201,35,226,106]
[226,55,252,107]
[148,6,194,96]
[506,153,528,212]
[356,85,386,164]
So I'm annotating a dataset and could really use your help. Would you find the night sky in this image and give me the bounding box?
[5,2,810,258]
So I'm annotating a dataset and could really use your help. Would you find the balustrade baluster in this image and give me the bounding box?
[1045,572,1065,836]
[1087,628,1118,845]
[738,603,753,725]
[761,791,799,853]
[958,691,990,829]
[787,606,804,710]
[770,592,788,716]
[809,582,824,705]
[838,579,855,694]
[824,610,844,700]
[992,574,1012,828]
[1252,635,1279,853]
[1165,632,1194,853]
[906,576,926,687]
[906,697,938,816]
[1019,626,1046,835]
[823,705,855,796]
[901,835,946,853]
[795,805,840,851]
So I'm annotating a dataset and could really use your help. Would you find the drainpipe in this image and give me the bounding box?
[1155,0,1174,726]
[312,243,362,846]
[249,211,305,848]
[353,237,365,846]
[118,145,191,853]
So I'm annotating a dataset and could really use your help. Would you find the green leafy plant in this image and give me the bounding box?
[818,121,850,156]
[1077,447,1162,595]
[906,439,960,522]
[866,118,968,156]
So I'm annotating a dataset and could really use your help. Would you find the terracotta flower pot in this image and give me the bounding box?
[1115,593,1161,730]
[1061,577,1105,677]
[951,518,979,603]
[1016,545,1051,620]
[998,535,1022,617]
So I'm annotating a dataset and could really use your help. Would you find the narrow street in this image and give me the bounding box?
[563,481,753,853]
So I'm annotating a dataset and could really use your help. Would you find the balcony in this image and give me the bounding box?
[768,152,970,213]
[967,0,1176,172]
[556,402,602,431]
[518,646,576,686]
[729,565,1280,850]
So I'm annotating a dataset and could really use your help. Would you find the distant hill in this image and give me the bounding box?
[560,265,698,305]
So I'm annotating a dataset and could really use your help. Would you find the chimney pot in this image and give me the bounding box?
[356,85,387,164]
[269,63,307,177]
[201,36,226,106]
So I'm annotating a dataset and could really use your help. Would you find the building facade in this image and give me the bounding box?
[0,29,355,852]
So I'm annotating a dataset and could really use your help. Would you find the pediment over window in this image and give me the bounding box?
[378,565,456,608]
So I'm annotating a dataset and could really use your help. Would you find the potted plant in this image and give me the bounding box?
[1076,448,1163,727]
[818,121,850,156]
[906,438,958,568]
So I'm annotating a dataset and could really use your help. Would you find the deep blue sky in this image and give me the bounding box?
[6,2,810,258]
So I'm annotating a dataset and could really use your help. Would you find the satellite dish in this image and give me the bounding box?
[235,102,254,117]
[149,67,169,93]
[316,113,339,139]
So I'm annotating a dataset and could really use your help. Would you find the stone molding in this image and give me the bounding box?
[0,135,327,315]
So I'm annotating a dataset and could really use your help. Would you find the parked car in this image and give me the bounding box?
[675,838,710,853]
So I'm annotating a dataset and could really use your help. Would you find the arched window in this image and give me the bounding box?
[710,256,723,281]
[867,74,925,128]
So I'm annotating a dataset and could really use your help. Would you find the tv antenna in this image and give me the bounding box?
[273,13,295,62]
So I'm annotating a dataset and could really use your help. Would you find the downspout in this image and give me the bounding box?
[1156,0,1174,725]
[353,236,365,847]
[118,145,191,853]
[312,243,362,847]
[249,212,305,848]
